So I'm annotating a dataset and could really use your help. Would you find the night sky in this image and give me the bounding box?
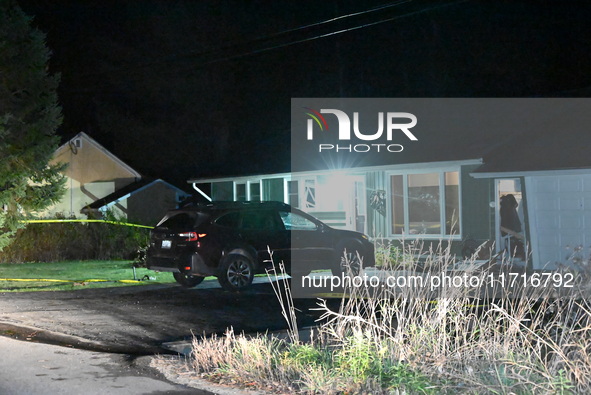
[17,0,591,188]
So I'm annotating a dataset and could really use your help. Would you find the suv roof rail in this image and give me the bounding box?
[180,200,291,209]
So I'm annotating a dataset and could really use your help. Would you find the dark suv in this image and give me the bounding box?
[146,201,374,291]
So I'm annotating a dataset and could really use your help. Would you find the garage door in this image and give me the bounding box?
[526,174,591,269]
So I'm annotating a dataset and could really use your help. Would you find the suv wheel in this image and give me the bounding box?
[173,272,205,288]
[218,254,255,292]
[332,246,363,277]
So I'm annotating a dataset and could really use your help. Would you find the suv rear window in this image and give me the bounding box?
[158,212,196,229]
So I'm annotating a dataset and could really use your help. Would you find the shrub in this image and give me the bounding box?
[0,220,149,263]
[374,239,415,269]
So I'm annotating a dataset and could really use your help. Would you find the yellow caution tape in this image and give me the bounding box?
[0,278,142,283]
[20,219,154,229]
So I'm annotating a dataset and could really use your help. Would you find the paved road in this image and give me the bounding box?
[0,335,203,395]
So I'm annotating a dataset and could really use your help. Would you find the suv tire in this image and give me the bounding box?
[173,272,205,288]
[218,254,255,292]
[332,245,363,277]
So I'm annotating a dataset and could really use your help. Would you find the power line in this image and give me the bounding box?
[75,0,414,80]
[185,0,415,56]
[199,0,468,67]
[68,0,467,87]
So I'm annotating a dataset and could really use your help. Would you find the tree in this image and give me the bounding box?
[0,0,65,250]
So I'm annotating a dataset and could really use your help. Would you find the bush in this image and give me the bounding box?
[0,220,149,263]
[374,239,416,269]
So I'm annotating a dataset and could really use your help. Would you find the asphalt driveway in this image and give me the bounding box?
[0,277,321,355]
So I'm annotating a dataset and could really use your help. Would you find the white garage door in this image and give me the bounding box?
[526,174,591,269]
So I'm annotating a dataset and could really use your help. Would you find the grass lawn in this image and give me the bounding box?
[0,260,177,292]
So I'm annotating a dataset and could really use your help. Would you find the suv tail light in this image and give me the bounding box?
[178,232,206,242]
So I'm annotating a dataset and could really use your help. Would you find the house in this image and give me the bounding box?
[81,178,190,226]
[44,132,189,226]
[472,99,591,270]
[188,99,591,270]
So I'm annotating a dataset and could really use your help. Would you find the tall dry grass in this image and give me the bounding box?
[185,241,591,394]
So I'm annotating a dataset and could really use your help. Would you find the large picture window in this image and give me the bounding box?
[390,171,460,237]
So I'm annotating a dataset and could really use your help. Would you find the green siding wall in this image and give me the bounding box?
[461,164,494,243]
[211,182,233,201]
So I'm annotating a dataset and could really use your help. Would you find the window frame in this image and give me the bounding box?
[235,183,247,201]
[387,168,462,239]
[286,180,299,208]
[233,180,262,201]
[248,180,262,202]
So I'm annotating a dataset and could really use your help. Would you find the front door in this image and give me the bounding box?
[495,178,527,262]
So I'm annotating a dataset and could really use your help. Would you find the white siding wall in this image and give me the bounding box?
[526,174,591,269]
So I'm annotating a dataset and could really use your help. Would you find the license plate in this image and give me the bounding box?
[161,240,172,249]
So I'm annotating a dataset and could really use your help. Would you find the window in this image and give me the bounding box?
[236,183,246,201]
[444,172,460,235]
[249,182,261,201]
[262,178,284,202]
[279,211,317,231]
[390,171,460,237]
[391,175,404,235]
[408,173,440,235]
[160,213,195,229]
[288,180,299,208]
[212,182,233,201]
[240,210,278,230]
[215,211,241,228]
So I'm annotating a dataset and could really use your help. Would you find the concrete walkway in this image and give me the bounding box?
[0,336,202,395]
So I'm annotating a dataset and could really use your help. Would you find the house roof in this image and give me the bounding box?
[472,100,591,176]
[188,159,483,184]
[473,130,591,177]
[82,179,189,211]
[190,99,591,182]
[54,132,142,182]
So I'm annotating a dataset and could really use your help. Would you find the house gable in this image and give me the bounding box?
[51,132,141,185]
[43,132,142,218]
